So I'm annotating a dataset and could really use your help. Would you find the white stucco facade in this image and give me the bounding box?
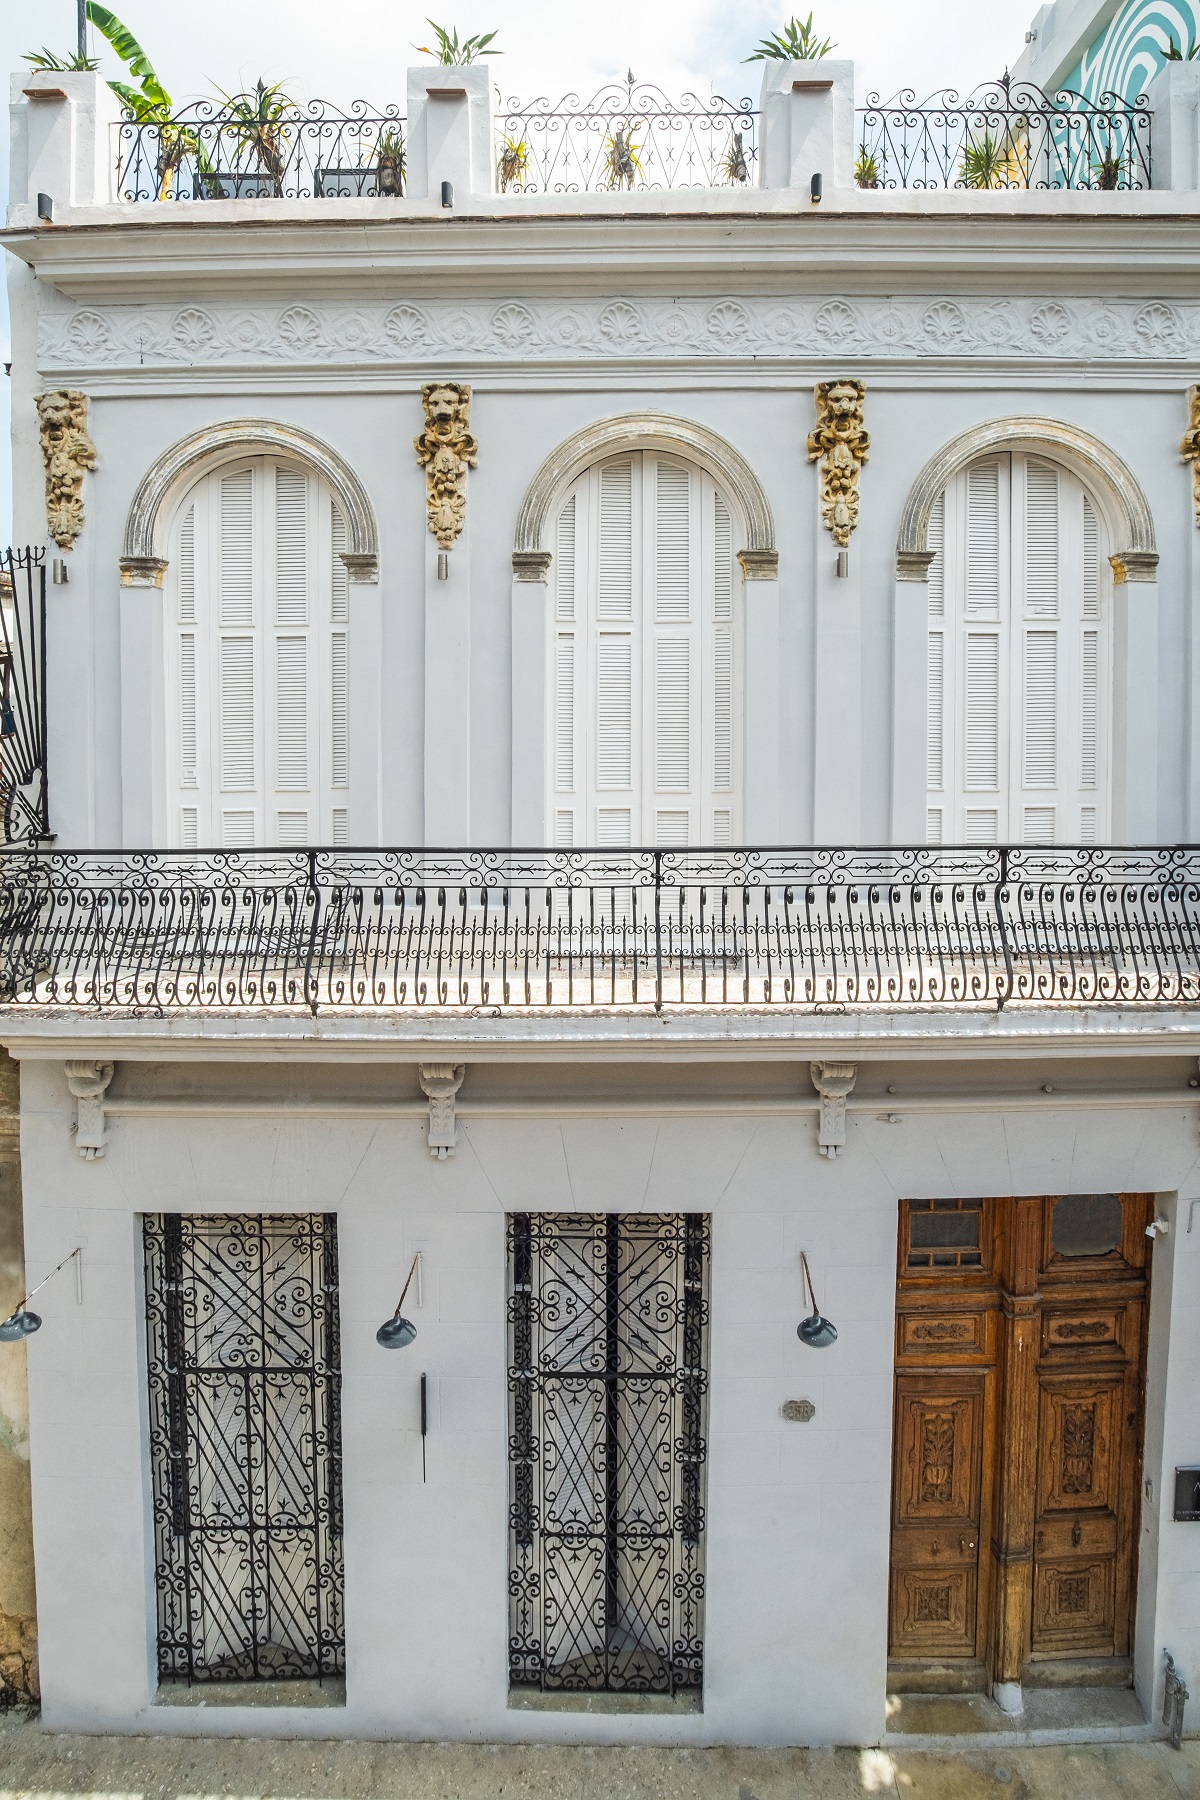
[5,55,1200,1747]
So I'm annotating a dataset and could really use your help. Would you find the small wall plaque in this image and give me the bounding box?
[781,1399,816,1423]
[1174,1468,1200,1521]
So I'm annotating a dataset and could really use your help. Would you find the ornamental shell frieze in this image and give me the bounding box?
[37,295,1200,370]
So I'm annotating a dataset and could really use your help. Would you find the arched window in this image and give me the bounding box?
[166,457,350,848]
[547,451,742,847]
[926,453,1110,846]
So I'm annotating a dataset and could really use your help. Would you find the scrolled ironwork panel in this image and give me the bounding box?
[4,845,1200,1013]
[507,1212,710,1694]
[143,1212,344,1684]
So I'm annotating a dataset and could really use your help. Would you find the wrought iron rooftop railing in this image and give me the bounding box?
[495,79,757,192]
[0,549,48,847]
[855,75,1151,190]
[1,846,1198,1016]
[115,100,407,202]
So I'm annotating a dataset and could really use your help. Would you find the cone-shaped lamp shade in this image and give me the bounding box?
[797,1311,838,1349]
[0,1309,42,1342]
[796,1251,837,1349]
[376,1314,417,1350]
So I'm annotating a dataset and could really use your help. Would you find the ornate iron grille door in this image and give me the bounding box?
[508,1212,709,1694]
[143,1213,344,1684]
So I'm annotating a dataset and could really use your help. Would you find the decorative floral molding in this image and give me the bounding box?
[36,390,97,549]
[1182,385,1200,527]
[415,382,477,550]
[807,381,868,547]
[37,294,1200,372]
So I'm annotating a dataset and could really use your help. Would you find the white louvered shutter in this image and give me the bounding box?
[167,459,351,846]
[547,452,741,846]
[928,453,1110,844]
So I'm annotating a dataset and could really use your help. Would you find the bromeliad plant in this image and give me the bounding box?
[211,79,294,194]
[723,129,750,184]
[604,125,643,190]
[375,124,406,195]
[744,13,835,60]
[958,129,1027,189]
[855,145,881,188]
[415,21,500,63]
[497,134,528,190]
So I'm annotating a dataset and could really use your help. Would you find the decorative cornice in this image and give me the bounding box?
[118,555,168,588]
[737,549,780,581]
[121,417,380,575]
[37,294,1200,373]
[1109,549,1159,584]
[512,549,553,582]
[515,412,775,556]
[896,415,1156,579]
[895,548,937,583]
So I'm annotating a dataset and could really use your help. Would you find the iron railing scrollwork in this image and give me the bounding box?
[2,845,1199,1015]
[495,78,758,192]
[116,100,407,203]
[143,1212,344,1685]
[855,75,1151,190]
[0,549,49,846]
[507,1211,710,1694]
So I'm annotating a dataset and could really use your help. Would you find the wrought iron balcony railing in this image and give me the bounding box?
[0,549,48,847]
[1,846,1198,1017]
[855,76,1151,190]
[494,79,757,193]
[116,101,408,202]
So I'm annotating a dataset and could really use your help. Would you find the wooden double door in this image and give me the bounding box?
[889,1194,1151,1689]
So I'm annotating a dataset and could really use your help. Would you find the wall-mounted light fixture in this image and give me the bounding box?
[797,1251,838,1349]
[377,1252,422,1349]
[0,1246,82,1341]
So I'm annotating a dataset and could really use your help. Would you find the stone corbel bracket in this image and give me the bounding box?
[806,380,868,548]
[1181,386,1200,527]
[65,1060,115,1160]
[419,1063,466,1159]
[810,1061,857,1159]
[415,382,477,551]
[37,389,98,551]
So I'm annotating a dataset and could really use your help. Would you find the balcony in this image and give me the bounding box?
[1,846,1198,1018]
[111,73,1152,203]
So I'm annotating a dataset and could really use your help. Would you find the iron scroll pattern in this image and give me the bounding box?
[0,549,49,845]
[508,1212,710,1694]
[855,76,1150,190]
[143,1213,344,1685]
[2,845,1200,1014]
[496,80,757,192]
[116,101,406,203]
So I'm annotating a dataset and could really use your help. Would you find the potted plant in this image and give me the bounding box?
[604,125,642,190]
[855,145,881,188]
[723,130,749,184]
[743,13,835,60]
[414,20,500,62]
[497,133,528,191]
[376,125,406,195]
[212,79,293,197]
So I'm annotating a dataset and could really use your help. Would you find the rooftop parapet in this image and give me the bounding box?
[9,56,1200,219]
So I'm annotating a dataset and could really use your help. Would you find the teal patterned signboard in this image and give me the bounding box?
[1063,0,1199,102]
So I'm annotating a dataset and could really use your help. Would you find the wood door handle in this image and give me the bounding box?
[1072,1522,1082,1547]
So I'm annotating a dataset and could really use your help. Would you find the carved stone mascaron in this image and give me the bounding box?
[415,381,478,550]
[36,389,97,550]
[807,380,869,548]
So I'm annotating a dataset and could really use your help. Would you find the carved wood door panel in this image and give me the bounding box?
[890,1194,1150,1686]
[890,1374,987,1658]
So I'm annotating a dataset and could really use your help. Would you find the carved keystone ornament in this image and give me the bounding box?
[415,381,477,550]
[36,390,97,550]
[807,379,868,547]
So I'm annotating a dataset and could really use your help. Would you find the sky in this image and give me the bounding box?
[0,0,1036,543]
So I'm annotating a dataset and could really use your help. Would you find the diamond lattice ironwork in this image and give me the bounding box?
[143,1213,344,1684]
[508,1212,709,1694]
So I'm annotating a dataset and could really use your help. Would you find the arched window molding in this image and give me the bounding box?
[510,415,780,844]
[890,419,1160,845]
[895,417,1157,584]
[513,413,777,575]
[119,419,379,587]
